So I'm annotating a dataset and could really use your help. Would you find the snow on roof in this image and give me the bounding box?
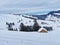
[38,28,47,32]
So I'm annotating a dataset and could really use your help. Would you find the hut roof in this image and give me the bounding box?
[38,28,47,33]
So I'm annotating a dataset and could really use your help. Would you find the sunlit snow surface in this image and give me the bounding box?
[0,30,60,45]
[0,14,60,45]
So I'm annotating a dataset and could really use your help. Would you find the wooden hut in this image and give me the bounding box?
[38,28,47,33]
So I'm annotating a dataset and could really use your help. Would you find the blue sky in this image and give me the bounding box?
[0,0,60,14]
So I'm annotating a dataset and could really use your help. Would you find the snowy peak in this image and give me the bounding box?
[47,10,60,15]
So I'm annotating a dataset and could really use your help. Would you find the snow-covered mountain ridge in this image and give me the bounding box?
[0,14,50,30]
[31,10,60,20]
[0,14,60,31]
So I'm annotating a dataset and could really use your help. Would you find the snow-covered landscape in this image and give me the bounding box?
[0,14,60,45]
[0,30,60,45]
[0,0,60,45]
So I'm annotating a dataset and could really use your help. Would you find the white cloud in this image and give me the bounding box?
[0,0,60,14]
